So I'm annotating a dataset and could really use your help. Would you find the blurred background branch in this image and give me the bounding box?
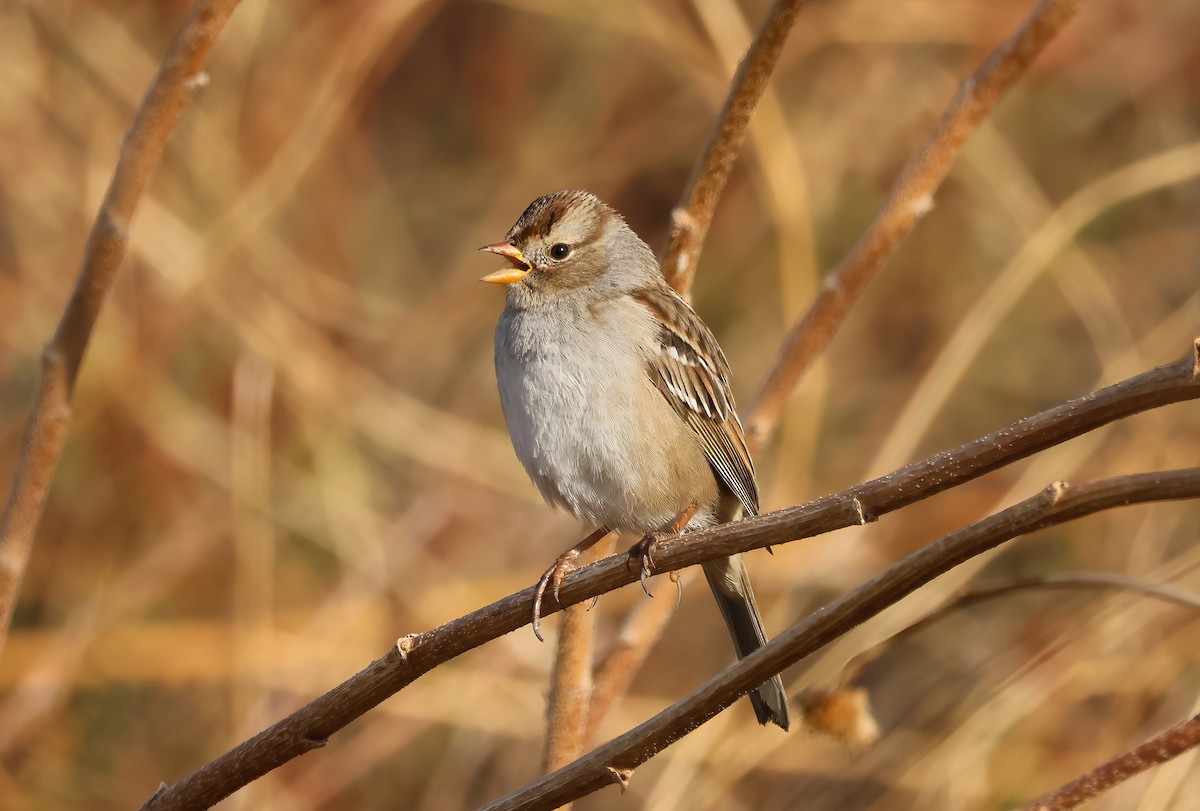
[748,0,1086,448]
[832,570,1200,696]
[0,0,243,657]
[662,0,812,296]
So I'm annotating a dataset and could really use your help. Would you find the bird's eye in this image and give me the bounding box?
[549,243,571,260]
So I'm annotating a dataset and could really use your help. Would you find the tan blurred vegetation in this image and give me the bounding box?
[2,0,1199,809]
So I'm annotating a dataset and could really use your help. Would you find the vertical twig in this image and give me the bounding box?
[661,0,812,296]
[231,353,276,810]
[585,587,678,744]
[545,601,598,778]
[0,0,243,657]
[1019,715,1200,811]
[543,534,614,781]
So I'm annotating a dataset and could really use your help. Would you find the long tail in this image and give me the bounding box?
[701,553,790,730]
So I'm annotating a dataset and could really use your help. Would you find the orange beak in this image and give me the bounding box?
[479,241,532,284]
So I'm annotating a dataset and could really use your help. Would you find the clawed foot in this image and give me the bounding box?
[626,531,668,597]
[532,549,580,642]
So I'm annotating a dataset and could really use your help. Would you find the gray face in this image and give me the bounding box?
[484,191,661,307]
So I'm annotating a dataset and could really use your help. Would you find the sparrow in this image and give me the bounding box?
[481,190,788,729]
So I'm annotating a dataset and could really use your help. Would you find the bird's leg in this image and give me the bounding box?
[532,525,612,642]
[628,505,699,597]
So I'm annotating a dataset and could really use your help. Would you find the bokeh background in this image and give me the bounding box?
[2,0,1199,809]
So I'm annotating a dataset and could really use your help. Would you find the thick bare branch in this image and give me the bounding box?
[748,0,1088,448]
[0,0,243,656]
[486,469,1200,810]
[1019,714,1200,811]
[140,343,1199,811]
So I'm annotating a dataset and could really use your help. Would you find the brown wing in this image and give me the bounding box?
[634,285,759,516]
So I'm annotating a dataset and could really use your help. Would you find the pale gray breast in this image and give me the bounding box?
[494,294,713,531]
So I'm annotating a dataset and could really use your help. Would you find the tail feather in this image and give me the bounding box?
[702,554,789,730]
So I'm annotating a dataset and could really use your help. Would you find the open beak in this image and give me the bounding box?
[479,241,532,285]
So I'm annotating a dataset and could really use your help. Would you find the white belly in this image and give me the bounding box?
[495,297,713,532]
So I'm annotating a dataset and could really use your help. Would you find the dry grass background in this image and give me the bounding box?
[1,1,1199,809]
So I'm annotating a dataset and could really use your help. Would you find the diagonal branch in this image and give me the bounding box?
[1019,714,1200,811]
[661,0,812,296]
[139,342,1199,811]
[0,0,243,658]
[747,0,1088,448]
[485,469,1200,810]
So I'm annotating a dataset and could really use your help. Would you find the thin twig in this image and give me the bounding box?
[139,343,1199,811]
[484,470,1200,810]
[836,572,1200,689]
[0,0,243,657]
[661,0,812,296]
[747,0,1088,448]
[1019,714,1200,811]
